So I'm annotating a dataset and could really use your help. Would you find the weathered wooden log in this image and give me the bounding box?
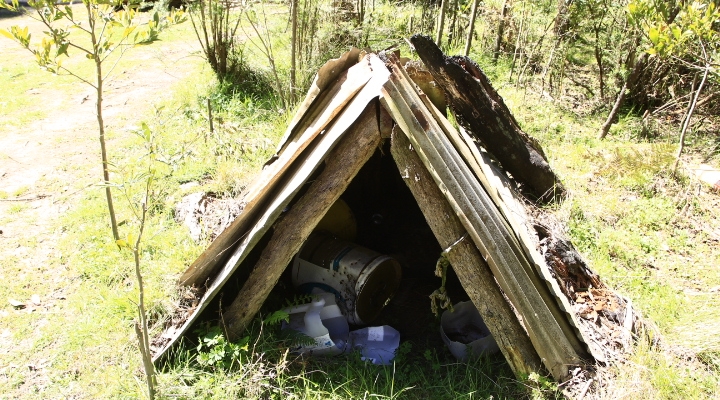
[223,101,382,340]
[391,128,543,378]
[409,34,566,203]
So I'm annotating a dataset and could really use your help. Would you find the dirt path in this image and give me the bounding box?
[0,7,202,396]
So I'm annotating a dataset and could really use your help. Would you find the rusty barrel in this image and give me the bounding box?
[292,231,402,325]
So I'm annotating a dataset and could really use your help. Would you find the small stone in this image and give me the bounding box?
[8,299,25,309]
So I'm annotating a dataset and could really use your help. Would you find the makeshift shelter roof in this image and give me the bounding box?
[153,36,639,383]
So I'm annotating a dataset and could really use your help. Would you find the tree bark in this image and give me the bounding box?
[410,35,566,203]
[223,102,382,340]
[390,128,543,378]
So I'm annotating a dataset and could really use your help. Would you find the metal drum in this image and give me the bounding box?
[292,231,402,325]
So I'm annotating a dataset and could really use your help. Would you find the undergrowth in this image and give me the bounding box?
[158,320,531,399]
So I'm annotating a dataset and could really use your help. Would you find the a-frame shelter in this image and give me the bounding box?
[154,39,637,382]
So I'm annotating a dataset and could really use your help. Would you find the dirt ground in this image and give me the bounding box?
[0,7,201,396]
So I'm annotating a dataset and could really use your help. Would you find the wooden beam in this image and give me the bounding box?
[223,101,382,340]
[390,128,543,378]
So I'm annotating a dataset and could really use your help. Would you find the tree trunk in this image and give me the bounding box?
[290,0,298,103]
[223,102,382,340]
[594,26,604,100]
[390,128,543,379]
[493,0,509,63]
[88,2,119,241]
[554,0,570,38]
[598,54,647,139]
[435,0,447,46]
[410,35,566,203]
[674,67,709,173]
[463,0,480,56]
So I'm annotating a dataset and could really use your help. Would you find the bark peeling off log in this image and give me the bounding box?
[409,35,566,204]
[536,223,643,363]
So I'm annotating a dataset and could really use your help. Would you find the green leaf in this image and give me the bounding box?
[671,25,682,40]
[116,239,129,248]
[627,2,636,14]
[648,27,660,44]
[0,29,13,40]
[56,42,69,57]
[141,122,151,142]
[86,53,95,59]
[122,26,135,39]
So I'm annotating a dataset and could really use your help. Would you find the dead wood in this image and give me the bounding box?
[391,128,543,378]
[222,101,382,340]
[536,223,642,364]
[409,34,566,204]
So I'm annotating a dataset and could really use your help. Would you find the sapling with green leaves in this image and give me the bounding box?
[114,121,162,399]
[0,0,185,241]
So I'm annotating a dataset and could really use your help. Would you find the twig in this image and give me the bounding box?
[578,378,593,400]
[673,62,710,174]
[0,194,49,202]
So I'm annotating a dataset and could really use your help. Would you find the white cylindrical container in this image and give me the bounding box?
[440,301,500,361]
[292,231,402,325]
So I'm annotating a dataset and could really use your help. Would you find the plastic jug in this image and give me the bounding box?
[346,325,400,365]
[282,293,349,356]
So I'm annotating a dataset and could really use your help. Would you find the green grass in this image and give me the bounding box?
[157,326,530,399]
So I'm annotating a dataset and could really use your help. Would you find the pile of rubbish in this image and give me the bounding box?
[280,206,499,365]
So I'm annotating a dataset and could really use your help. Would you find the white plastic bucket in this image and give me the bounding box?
[440,301,500,361]
[292,231,402,325]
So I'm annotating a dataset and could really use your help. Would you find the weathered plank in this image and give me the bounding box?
[409,34,566,203]
[390,128,543,377]
[380,53,585,379]
[223,101,382,340]
[416,85,592,359]
[179,57,373,288]
[275,48,362,153]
